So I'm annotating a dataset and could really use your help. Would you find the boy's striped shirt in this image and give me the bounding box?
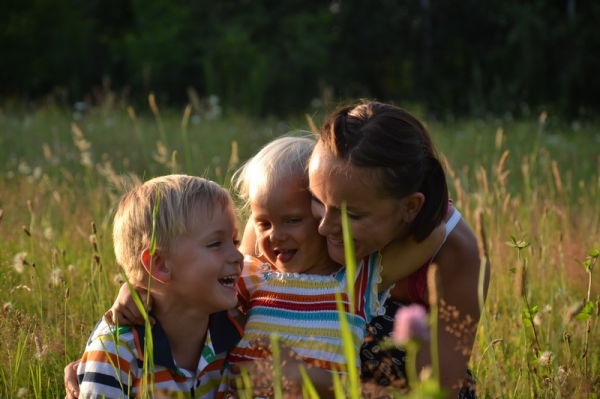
[77,310,243,398]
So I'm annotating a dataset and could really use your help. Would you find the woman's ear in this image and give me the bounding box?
[141,249,171,284]
[401,192,425,223]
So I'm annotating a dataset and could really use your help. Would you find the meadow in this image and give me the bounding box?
[0,98,598,398]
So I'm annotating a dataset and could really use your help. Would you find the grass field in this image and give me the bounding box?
[0,100,598,398]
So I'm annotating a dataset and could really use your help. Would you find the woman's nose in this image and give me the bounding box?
[318,210,340,237]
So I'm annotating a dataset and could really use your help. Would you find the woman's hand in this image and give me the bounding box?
[63,360,80,399]
[104,283,153,326]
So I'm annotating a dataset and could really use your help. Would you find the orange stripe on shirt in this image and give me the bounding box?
[81,350,133,375]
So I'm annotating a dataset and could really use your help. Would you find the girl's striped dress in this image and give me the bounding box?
[227,255,388,371]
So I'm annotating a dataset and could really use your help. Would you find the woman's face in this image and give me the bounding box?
[308,144,409,264]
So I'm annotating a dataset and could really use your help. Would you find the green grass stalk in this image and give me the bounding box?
[181,104,192,172]
[270,333,283,399]
[341,202,356,314]
[299,365,319,399]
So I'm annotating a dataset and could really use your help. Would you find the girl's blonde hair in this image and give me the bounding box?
[233,135,315,208]
[113,174,231,284]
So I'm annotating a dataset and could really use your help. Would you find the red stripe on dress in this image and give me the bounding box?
[248,298,354,313]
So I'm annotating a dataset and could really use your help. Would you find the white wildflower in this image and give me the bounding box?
[3,302,14,313]
[542,304,552,313]
[18,161,31,175]
[67,264,76,273]
[17,387,29,398]
[538,351,553,367]
[557,365,568,385]
[12,284,31,292]
[31,166,42,180]
[43,226,54,240]
[49,268,63,287]
[80,151,93,168]
[13,252,28,273]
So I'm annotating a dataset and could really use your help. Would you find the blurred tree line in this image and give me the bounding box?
[1,0,598,117]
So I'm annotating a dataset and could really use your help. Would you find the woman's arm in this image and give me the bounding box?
[379,223,446,289]
[418,219,489,397]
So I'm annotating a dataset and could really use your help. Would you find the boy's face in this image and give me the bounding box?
[251,175,335,275]
[164,203,243,313]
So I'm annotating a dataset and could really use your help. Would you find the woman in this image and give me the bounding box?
[308,102,488,397]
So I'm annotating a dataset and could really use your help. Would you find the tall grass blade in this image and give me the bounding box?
[335,290,359,399]
[299,365,319,399]
[270,333,283,399]
[341,202,356,314]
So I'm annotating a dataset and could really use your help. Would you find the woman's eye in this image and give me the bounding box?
[347,213,362,220]
[310,194,323,205]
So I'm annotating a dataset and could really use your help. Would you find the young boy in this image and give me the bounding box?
[76,175,244,398]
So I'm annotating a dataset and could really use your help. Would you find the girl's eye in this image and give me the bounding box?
[233,239,241,247]
[207,241,222,248]
[256,221,271,230]
[286,217,302,223]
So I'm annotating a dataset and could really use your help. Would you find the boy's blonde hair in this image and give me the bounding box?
[233,135,315,208]
[113,174,231,284]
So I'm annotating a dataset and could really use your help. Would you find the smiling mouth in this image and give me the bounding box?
[327,237,344,247]
[274,249,297,263]
[218,274,238,288]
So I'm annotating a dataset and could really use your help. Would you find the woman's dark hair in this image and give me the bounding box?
[318,102,448,241]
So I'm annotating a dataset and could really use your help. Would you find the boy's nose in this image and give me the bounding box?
[229,247,244,268]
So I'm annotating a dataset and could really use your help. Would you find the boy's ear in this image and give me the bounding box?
[141,249,171,284]
[401,192,425,223]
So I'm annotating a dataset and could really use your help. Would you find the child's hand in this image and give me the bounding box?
[63,360,80,399]
[104,283,154,326]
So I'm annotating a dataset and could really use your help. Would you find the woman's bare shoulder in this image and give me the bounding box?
[436,218,480,276]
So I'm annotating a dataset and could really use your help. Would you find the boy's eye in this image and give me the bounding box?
[233,239,241,247]
[207,241,222,248]
[286,217,302,223]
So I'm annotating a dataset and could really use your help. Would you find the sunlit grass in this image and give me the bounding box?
[0,101,598,397]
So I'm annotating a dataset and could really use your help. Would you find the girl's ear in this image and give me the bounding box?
[401,192,425,223]
[141,249,171,284]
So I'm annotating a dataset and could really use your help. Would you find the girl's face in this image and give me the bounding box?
[308,145,408,264]
[251,175,336,275]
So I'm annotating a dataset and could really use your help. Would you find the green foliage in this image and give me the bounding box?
[2,1,600,116]
[506,236,531,250]
[522,305,539,328]
[575,302,595,321]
